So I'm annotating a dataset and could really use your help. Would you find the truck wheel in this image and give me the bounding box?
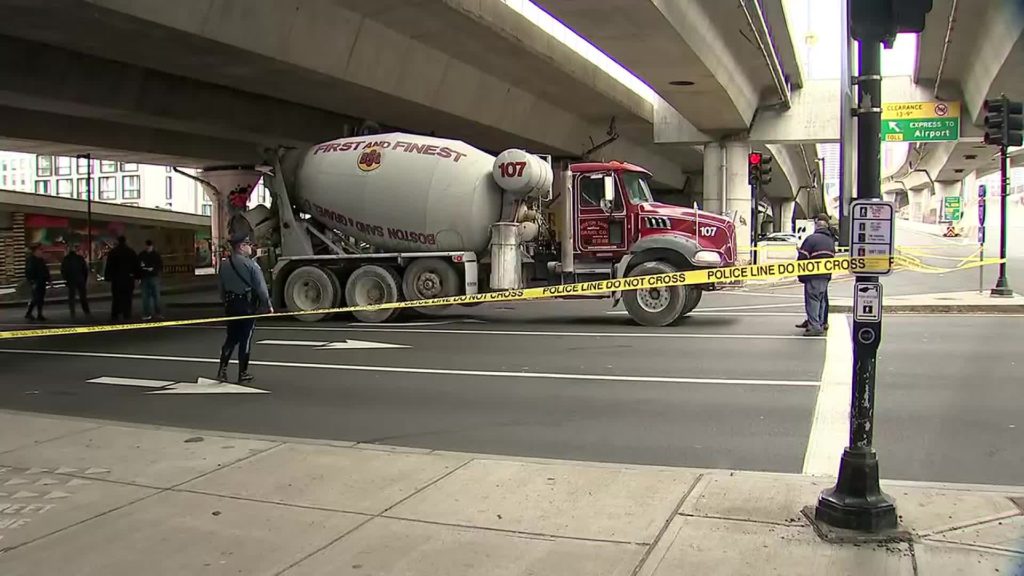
[345,264,402,323]
[622,261,687,327]
[680,286,703,316]
[284,265,339,322]
[401,258,459,315]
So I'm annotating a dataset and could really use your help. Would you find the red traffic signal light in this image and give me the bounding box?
[748,152,762,165]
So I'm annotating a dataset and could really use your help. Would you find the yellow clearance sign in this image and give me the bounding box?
[881,101,960,120]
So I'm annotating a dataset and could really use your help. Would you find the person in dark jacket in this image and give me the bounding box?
[795,214,836,336]
[24,244,50,321]
[138,239,163,321]
[217,233,272,383]
[104,236,139,322]
[61,244,91,317]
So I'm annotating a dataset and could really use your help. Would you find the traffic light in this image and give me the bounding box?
[983,96,1024,147]
[758,154,773,185]
[749,152,773,187]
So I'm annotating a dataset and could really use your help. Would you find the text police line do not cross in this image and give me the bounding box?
[0,256,896,341]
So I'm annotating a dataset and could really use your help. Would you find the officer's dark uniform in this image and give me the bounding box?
[104,237,138,322]
[61,247,91,317]
[217,233,271,383]
[796,219,837,336]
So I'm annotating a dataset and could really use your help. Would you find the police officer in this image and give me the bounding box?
[217,233,271,383]
[795,214,836,336]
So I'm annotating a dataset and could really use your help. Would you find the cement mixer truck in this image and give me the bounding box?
[246,132,737,326]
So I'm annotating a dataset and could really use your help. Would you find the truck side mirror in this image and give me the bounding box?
[601,175,615,213]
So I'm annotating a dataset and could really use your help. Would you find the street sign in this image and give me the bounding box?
[853,282,882,323]
[881,101,960,142]
[941,196,962,222]
[850,199,895,275]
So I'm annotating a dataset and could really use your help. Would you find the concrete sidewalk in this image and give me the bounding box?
[831,290,1024,314]
[0,411,1021,574]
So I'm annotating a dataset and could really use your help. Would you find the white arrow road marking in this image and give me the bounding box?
[34,479,59,486]
[147,377,268,394]
[85,376,267,394]
[258,339,409,350]
[83,468,109,475]
[44,491,72,499]
[25,468,49,475]
[54,467,78,474]
[66,479,91,487]
[87,376,174,388]
[4,478,28,486]
[12,491,39,499]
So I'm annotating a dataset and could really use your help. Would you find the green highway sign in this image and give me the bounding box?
[942,196,962,222]
[881,101,960,143]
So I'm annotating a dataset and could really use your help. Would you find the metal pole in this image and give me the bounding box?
[991,143,1012,296]
[751,183,759,265]
[77,154,94,272]
[850,39,881,447]
[815,35,898,533]
[837,0,854,246]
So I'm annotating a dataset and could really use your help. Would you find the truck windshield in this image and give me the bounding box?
[621,172,653,204]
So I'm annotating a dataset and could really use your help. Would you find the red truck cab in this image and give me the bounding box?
[568,161,738,325]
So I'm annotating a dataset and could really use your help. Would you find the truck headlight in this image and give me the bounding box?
[693,250,722,266]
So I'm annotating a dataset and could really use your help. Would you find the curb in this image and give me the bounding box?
[831,305,1024,314]
[0,283,217,309]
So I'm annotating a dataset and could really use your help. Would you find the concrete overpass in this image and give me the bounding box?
[884,0,1024,224]
[0,0,842,257]
[0,0,705,187]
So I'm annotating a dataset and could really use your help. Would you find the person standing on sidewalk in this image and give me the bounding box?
[24,244,50,321]
[138,239,164,321]
[104,236,139,322]
[217,233,272,383]
[795,214,836,337]
[61,244,91,318]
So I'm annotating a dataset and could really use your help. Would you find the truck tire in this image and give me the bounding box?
[345,264,402,323]
[401,258,460,315]
[680,286,703,316]
[284,265,340,323]
[622,261,688,327]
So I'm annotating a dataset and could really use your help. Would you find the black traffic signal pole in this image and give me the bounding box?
[751,181,759,265]
[814,33,898,532]
[992,109,1013,296]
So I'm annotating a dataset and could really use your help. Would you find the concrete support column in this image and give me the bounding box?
[934,180,962,223]
[197,168,263,266]
[701,143,724,214]
[724,141,752,262]
[780,200,795,233]
[909,189,926,223]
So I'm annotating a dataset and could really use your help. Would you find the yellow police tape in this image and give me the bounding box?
[0,255,1005,341]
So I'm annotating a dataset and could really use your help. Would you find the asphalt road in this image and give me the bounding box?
[0,273,1021,486]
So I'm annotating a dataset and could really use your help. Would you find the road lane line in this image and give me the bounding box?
[243,327,822,340]
[802,314,852,476]
[0,349,820,387]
